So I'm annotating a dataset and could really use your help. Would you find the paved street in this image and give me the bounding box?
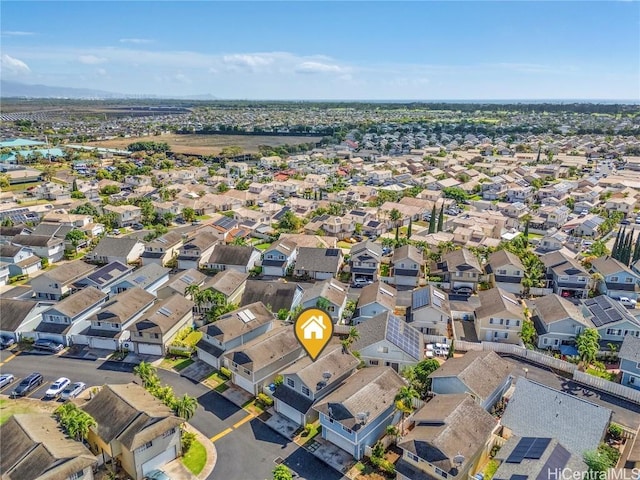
[0,351,345,480]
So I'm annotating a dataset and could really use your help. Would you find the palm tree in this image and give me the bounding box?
[195,288,216,313]
[134,361,159,388]
[386,424,399,444]
[185,284,201,300]
[389,208,402,228]
[346,326,360,346]
[590,272,604,295]
[395,385,419,434]
[174,394,198,421]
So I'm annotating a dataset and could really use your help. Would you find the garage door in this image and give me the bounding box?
[232,373,255,395]
[91,337,117,350]
[142,445,177,475]
[324,428,355,457]
[138,343,163,356]
[275,400,304,426]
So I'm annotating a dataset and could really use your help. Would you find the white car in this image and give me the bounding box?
[45,377,70,398]
[0,374,15,389]
[60,381,86,400]
[618,297,637,308]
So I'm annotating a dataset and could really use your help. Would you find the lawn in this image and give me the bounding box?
[195,214,212,221]
[255,242,272,251]
[182,439,207,475]
[0,398,57,425]
[160,357,195,372]
[337,241,353,249]
[3,182,41,192]
[295,423,321,447]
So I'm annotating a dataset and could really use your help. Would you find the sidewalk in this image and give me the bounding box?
[162,423,217,480]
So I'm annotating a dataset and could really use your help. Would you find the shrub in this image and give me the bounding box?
[609,423,623,440]
[168,347,192,358]
[220,367,232,379]
[274,375,284,387]
[256,393,274,408]
[372,441,385,459]
[181,429,196,452]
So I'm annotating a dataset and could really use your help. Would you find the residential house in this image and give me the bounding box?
[140,231,183,267]
[261,239,298,277]
[484,250,525,295]
[500,378,612,456]
[352,282,397,324]
[591,256,640,301]
[0,244,41,277]
[428,350,514,410]
[570,214,604,237]
[196,270,248,315]
[157,268,207,300]
[82,383,183,480]
[109,263,170,296]
[87,237,145,265]
[527,294,592,350]
[619,335,640,389]
[127,293,194,356]
[430,248,483,292]
[209,216,239,243]
[351,312,422,372]
[301,278,349,324]
[223,323,305,395]
[204,244,261,273]
[474,288,524,344]
[31,287,107,346]
[391,244,424,287]
[273,343,359,426]
[31,259,96,301]
[349,241,382,284]
[176,232,218,270]
[396,395,497,480]
[407,285,451,336]
[11,234,65,263]
[605,196,637,216]
[537,231,566,253]
[74,261,134,295]
[82,287,156,351]
[0,414,97,480]
[0,299,49,342]
[582,295,640,344]
[103,204,142,227]
[313,367,405,460]
[240,279,304,315]
[541,251,591,299]
[196,302,274,369]
[294,247,343,280]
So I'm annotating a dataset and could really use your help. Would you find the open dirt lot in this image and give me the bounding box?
[86,133,322,155]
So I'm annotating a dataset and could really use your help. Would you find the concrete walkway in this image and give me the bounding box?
[162,423,218,480]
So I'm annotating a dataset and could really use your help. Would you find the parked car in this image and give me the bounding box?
[11,372,43,397]
[621,220,630,225]
[618,297,637,308]
[452,286,473,295]
[60,381,86,400]
[45,377,70,399]
[33,339,64,353]
[144,469,172,480]
[561,291,571,298]
[0,373,15,389]
[132,223,144,230]
[352,278,373,288]
[0,335,15,349]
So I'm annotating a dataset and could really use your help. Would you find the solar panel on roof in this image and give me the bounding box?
[511,475,529,480]
[326,249,340,257]
[535,444,571,480]
[506,437,535,463]
[525,438,551,459]
[386,315,421,360]
[133,275,146,284]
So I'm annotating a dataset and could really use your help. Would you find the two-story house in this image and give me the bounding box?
[261,239,298,277]
[352,282,397,325]
[0,298,50,343]
[349,241,382,284]
[474,288,524,344]
[240,279,304,317]
[196,302,274,369]
[314,367,405,460]
[294,247,344,280]
[176,232,218,270]
[31,286,107,346]
[204,244,261,273]
[591,256,640,301]
[196,270,248,315]
[74,261,135,295]
[430,249,483,292]
[408,285,451,336]
[527,294,592,350]
[396,395,498,480]
[31,259,96,301]
[103,204,142,228]
[223,323,305,396]
[484,250,525,295]
[429,350,514,410]
[391,244,424,287]
[1,414,98,480]
[273,343,359,426]
[11,234,65,263]
[140,231,184,267]
[87,237,145,265]
[0,244,41,277]
[127,293,194,356]
[300,278,349,324]
[81,287,156,351]
[82,383,183,480]
[351,311,423,372]
[541,251,591,299]
[619,335,640,390]
[582,295,640,345]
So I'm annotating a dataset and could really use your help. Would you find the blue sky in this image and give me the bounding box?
[1,1,639,100]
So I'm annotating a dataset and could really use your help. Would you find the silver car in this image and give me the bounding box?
[45,377,70,399]
[60,381,86,401]
[0,374,15,389]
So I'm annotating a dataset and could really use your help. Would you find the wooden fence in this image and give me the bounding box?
[573,370,640,404]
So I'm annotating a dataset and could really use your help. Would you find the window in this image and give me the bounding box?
[407,452,419,463]
[153,333,159,339]
[111,323,119,329]
[607,328,622,336]
[302,386,310,397]
[611,276,619,282]
[626,277,634,283]
[435,467,448,478]
[369,360,379,366]
[577,277,586,283]
[136,441,152,453]
[96,322,102,327]
[162,428,176,438]
[342,425,352,434]
[497,269,507,275]
[69,471,84,480]
[286,378,295,388]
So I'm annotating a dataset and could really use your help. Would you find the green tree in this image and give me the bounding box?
[407,219,413,239]
[519,319,537,348]
[65,229,87,249]
[217,183,229,193]
[410,358,440,398]
[55,403,97,441]
[437,204,444,232]
[134,361,160,388]
[441,187,468,203]
[173,394,198,421]
[182,207,196,223]
[71,202,99,217]
[273,465,293,480]
[72,178,78,192]
[428,205,437,234]
[395,385,419,432]
[278,210,302,232]
[576,328,601,367]
[583,448,616,473]
[389,208,402,227]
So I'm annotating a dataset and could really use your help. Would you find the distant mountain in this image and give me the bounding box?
[0,80,217,100]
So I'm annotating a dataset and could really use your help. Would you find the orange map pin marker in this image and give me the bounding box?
[294,307,334,361]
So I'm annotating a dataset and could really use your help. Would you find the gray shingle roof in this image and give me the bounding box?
[39,259,96,285]
[619,335,640,362]
[500,378,612,456]
[203,269,248,297]
[0,298,40,331]
[223,323,301,371]
[301,278,348,309]
[475,287,523,320]
[92,287,156,324]
[240,279,300,313]
[46,286,107,318]
[295,247,342,274]
[199,301,273,343]
[528,294,591,327]
[91,236,142,258]
[128,293,194,335]
[207,244,257,266]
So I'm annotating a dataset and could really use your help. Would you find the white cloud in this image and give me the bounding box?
[294,61,345,74]
[174,73,191,84]
[119,38,153,44]
[2,31,35,36]
[221,53,280,71]
[1,54,30,75]
[96,68,107,76]
[78,54,107,65]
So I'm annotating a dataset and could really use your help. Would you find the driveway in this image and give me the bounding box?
[1,352,347,480]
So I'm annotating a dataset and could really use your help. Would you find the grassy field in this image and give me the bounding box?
[86,133,322,156]
[0,398,57,424]
[182,439,207,475]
